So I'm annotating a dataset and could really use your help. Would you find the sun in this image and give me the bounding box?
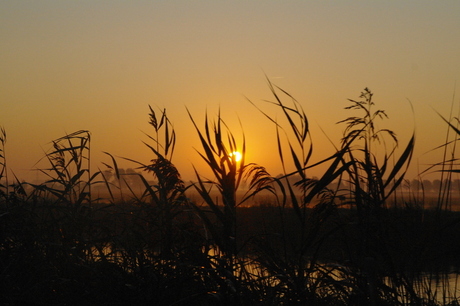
[229,151,242,163]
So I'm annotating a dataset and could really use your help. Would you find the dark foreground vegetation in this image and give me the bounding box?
[2,84,460,305]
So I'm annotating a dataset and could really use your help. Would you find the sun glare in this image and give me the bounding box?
[229,151,242,163]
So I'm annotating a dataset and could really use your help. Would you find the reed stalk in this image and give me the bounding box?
[0,127,8,202]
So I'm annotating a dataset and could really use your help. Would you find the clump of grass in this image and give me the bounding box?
[35,130,98,208]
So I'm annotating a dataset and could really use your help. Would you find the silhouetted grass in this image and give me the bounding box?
[1,85,460,305]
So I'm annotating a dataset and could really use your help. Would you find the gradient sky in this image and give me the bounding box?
[1,1,460,183]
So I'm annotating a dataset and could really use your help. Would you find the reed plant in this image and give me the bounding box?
[96,107,217,304]
[35,130,102,257]
[186,107,276,303]
[245,79,362,304]
[423,109,460,212]
[112,107,190,257]
[0,129,125,304]
[0,127,8,201]
[332,88,421,304]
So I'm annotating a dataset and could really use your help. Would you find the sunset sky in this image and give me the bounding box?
[1,1,460,183]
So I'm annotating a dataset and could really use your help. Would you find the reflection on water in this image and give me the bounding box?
[90,243,460,303]
[422,270,460,303]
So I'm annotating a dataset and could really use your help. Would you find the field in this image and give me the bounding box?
[2,85,460,305]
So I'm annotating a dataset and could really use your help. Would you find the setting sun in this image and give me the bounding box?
[229,151,242,162]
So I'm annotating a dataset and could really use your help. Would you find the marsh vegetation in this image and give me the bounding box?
[2,83,460,305]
